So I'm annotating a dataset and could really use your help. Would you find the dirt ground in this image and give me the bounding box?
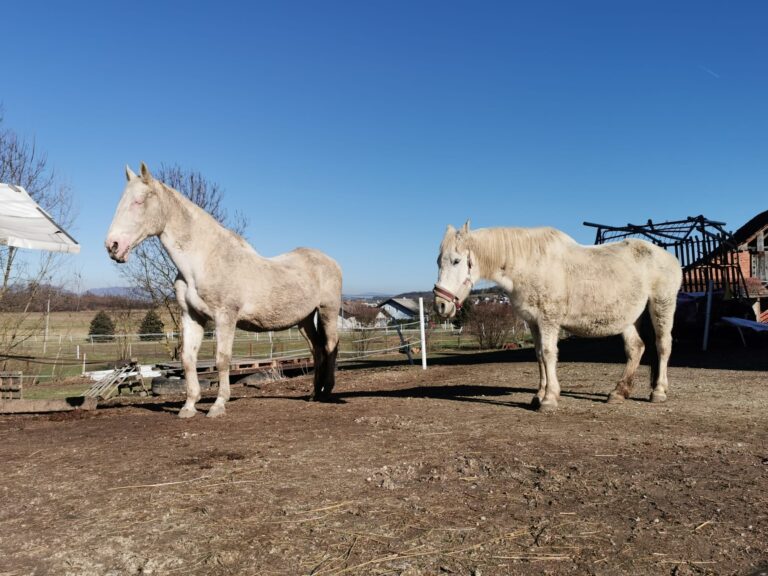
[1,344,767,576]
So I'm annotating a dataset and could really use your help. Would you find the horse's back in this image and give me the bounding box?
[621,239,682,296]
[272,247,343,295]
[278,247,341,275]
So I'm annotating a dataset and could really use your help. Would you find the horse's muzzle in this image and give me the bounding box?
[106,239,128,263]
[433,284,463,319]
[433,297,456,319]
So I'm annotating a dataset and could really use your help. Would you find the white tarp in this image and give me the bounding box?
[0,183,79,253]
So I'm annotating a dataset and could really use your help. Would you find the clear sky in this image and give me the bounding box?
[2,1,767,295]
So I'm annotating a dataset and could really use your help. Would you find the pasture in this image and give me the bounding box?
[1,344,766,575]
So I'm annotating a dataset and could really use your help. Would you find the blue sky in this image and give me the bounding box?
[2,1,767,294]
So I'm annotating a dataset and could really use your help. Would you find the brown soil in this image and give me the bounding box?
[1,349,766,576]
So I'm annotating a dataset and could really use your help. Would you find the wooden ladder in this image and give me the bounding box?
[84,363,141,400]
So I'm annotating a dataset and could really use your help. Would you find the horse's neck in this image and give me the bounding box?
[157,185,250,280]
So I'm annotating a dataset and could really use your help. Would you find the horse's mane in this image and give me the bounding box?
[156,180,255,252]
[445,227,574,273]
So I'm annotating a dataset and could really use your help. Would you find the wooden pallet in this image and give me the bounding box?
[155,355,313,381]
[0,371,22,400]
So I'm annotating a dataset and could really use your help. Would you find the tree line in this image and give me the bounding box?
[0,284,150,313]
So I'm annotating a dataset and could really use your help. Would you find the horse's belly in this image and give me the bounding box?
[564,320,629,338]
[563,304,646,337]
[239,301,316,331]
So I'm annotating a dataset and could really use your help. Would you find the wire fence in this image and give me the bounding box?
[1,317,469,382]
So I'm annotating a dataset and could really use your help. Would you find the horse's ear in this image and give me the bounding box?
[139,162,153,183]
[445,224,456,235]
[460,219,471,234]
[125,165,137,181]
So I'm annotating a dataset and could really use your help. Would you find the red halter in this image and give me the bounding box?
[433,255,473,311]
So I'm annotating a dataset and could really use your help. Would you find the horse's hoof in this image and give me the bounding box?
[650,391,667,403]
[537,399,558,413]
[606,391,626,404]
[530,396,542,408]
[178,407,197,419]
[207,404,226,418]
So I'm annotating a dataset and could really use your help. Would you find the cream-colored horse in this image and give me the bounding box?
[434,221,682,412]
[106,163,342,418]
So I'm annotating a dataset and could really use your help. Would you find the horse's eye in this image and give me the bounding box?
[452,258,461,266]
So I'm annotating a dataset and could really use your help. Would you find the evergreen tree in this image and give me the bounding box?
[139,309,165,341]
[88,311,115,341]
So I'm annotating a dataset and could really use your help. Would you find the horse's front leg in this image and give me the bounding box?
[537,326,561,413]
[208,314,235,418]
[179,310,205,418]
[529,323,547,408]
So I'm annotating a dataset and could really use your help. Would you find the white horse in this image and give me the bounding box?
[434,221,682,412]
[106,163,342,418]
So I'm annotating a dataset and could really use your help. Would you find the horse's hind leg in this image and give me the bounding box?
[607,322,645,404]
[648,296,675,403]
[315,305,340,400]
[317,307,340,397]
[529,323,547,408]
[299,314,326,401]
[207,313,235,418]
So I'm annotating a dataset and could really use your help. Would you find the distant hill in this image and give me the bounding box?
[87,286,142,298]
[392,291,434,301]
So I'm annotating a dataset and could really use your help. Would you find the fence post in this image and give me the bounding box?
[702,280,714,352]
[419,297,427,370]
[395,324,413,365]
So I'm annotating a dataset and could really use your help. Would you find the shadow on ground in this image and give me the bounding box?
[344,331,768,372]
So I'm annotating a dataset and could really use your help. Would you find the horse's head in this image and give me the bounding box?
[105,163,165,263]
[434,220,475,319]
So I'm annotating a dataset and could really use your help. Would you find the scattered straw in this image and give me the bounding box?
[107,476,210,490]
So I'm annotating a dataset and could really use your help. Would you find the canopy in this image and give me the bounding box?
[0,183,79,254]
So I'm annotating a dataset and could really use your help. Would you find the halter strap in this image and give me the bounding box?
[433,255,473,311]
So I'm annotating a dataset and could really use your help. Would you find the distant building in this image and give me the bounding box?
[734,209,768,291]
[378,297,420,322]
[734,210,768,320]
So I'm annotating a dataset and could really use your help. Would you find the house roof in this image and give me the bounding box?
[733,209,768,247]
[378,297,419,315]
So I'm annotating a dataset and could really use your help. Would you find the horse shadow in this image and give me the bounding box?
[328,383,610,410]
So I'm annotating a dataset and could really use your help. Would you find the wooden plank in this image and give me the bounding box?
[0,397,97,414]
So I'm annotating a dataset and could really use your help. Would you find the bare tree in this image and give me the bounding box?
[0,114,76,365]
[116,164,247,357]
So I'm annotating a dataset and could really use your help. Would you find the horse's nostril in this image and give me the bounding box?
[109,241,118,254]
